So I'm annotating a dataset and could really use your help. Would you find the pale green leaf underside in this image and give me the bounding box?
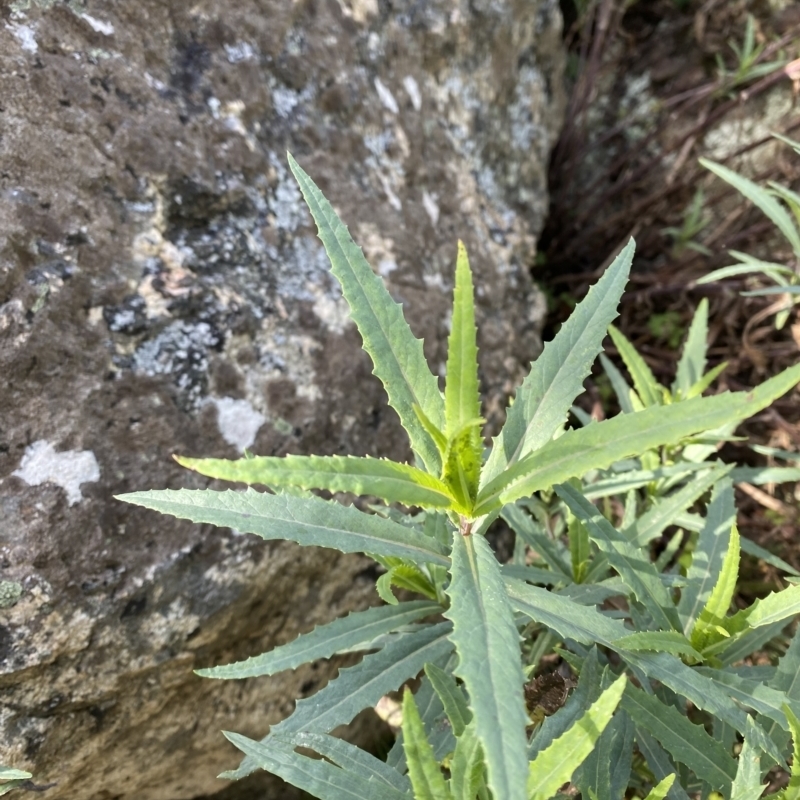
[528,675,626,800]
[402,690,451,800]
[482,238,634,486]
[445,533,528,800]
[226,622,454,780]
[116,489,449,566]
[288,153,444,474]
[197,600,441,679]
[620,684,736,792]
[175,454,455,509]
[475,363,800,515]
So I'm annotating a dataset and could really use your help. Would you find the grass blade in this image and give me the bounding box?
[288,154,445,474]
[482,239,634,485]
[197,600,441,679]
[175,454,456,510]
[117,489,450,566]
[445,533,528,800]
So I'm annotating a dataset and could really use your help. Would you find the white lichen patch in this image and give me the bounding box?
[6,22,37,52]
[374,78,399,114]
[403,75,421,112]
[80,13,114,35]
[312,291,351,335]
[207,397,266,451]
[12,441,100,506]
[422,191,440,227]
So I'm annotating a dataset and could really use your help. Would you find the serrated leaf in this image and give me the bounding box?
[449,721,485,800]
[690,523,740,651]
[528,674,626,800]
[442,421,483,512]
[644,774,677,800]
[626,467,731,548]
[685,361,729,400]
[732,584,800,632]
[446,242,482,440]
[731,720,768,800]
[700,158,800,257]
[402,690,452,800]
[223,731,410,800]
[482,239,634,486]
[224,622,453,780]
[505,577,629,648]
[608,325,663,407]
[614,632,702,661]
[474,363,800,516]
[760,629,800,754]
[288,154,445,474]
[739,536,800,577]
[673,299,708,398]
[445,533,528,800]
[424,663,472,737]
[502,505,572,579]
[635,729,691,800]
[197,600,441,679]
[116,489,450,567]
[555,483,680,632]
[575,708,634,800]
[785,704,800,800]
[175,454,456,510]
[377,562,438,604]
[678,479,736,634]
[600,352,636,414]
[620,683,736,792]
[278,731,413,793]
[582,463,709,500]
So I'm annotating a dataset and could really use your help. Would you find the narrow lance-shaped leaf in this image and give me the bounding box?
[445,533,528,800]
[699,158,800,257]
[673,298,708,398]
[678,479,736,634]
[608,325,663,407]
[482,239,634,486]
[402,690,452,800]
[730,719,768,800]
[599,352,636,414]
[196,600,441,679]
[644,775,677,800]
[445,242,482,441]
[224,622,454,780]
[449,721,485,800]
[759,628,800,754]
[528,675,627,800]
[785,704,800,800]
[116,489,450,567]
[690,523,740,651]
[175,454,457,511]
[620,683,736,792]
[424,662,472,737]
[474,363,800,516]
[555,483,681,632]
[288,154,445,474]
[223,732,410,800]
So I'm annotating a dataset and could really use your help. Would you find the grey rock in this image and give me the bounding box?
[0,0,565,798]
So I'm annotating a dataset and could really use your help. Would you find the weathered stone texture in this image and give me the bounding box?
[0,0,564,797]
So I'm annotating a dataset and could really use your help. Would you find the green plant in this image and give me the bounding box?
[714,15,787,97]
[699,134,800,329]
[119,156,800,799]
[0,766,32,797]
[661,189,712,258]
